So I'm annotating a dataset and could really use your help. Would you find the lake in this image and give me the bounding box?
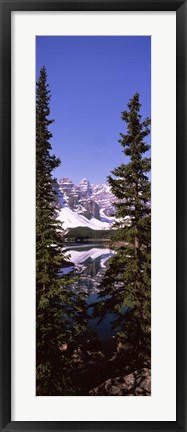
[62,244,115,339]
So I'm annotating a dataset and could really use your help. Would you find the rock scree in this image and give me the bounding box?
[89,368,151,396]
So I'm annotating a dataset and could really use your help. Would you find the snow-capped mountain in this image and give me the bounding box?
[57,177,116,231]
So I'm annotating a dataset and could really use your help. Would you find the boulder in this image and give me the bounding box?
[89,368,151,396]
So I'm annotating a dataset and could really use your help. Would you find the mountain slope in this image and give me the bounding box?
[58,206,113,230]
[57,177,116,230]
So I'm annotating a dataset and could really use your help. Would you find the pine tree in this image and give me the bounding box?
[93,93,151,361]
[36,66,87,395]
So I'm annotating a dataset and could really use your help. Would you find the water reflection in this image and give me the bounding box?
[66,246,113,293]
[63,244,115,339]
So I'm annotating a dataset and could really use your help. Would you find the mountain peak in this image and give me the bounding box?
[57,177,116,230]
[79,177,90,185]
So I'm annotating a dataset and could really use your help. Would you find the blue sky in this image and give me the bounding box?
[36,36,151,184]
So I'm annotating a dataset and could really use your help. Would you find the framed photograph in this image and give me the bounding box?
[0,0,186,431]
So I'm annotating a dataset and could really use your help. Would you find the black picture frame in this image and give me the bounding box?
[0,0,186,431]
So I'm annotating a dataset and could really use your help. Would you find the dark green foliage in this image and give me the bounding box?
[36,66,88,395]
[94,93,151,360]
[65,226,113,241]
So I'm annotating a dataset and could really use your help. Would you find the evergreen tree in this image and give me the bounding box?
[36,66,87,395]
[93,93,151,361]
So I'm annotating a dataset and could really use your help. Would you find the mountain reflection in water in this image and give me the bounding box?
[63,244,115,339]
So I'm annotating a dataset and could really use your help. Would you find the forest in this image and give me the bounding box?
[36,66,151,396]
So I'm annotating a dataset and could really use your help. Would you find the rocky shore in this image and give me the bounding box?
[89,368,151,396]
[70,337,151,396]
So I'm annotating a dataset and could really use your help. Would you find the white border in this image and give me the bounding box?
[11,11,176,421]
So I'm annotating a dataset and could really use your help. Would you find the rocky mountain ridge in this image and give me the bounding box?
[57,177,116,230]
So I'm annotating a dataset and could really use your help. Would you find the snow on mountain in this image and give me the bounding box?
[100,208,115,223]
[78,178,92,197]
[57,177,117,231]
[90,183,115,217]
[58,206,112,230]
